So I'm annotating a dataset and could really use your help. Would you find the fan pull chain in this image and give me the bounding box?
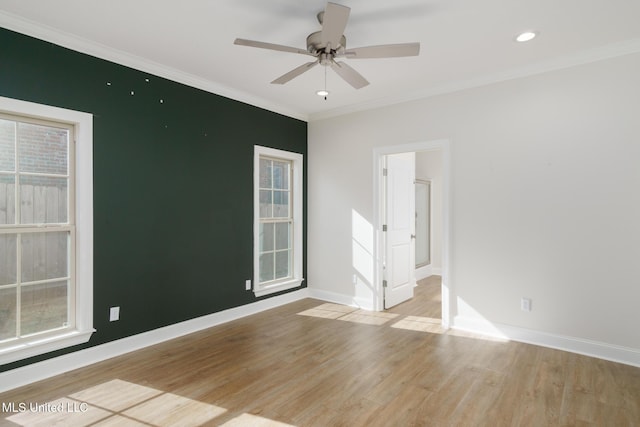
[324,66,328,100]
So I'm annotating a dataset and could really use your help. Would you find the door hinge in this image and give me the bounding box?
[382,168,388,176]
[383,279,388,288]
[382,224,387,232]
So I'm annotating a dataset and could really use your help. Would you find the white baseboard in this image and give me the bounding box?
[7,289,637,394]
[307,288,374,311]
[453,315,640,368]
[415,265,432,281]
[0,288,310,394]
[416,265,443,281]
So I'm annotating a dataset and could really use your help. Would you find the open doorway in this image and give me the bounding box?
[373,140,451,328]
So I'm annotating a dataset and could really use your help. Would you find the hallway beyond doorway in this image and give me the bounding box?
[387,275,442,318]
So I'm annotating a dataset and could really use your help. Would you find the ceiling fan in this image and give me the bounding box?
[234,2,420,90]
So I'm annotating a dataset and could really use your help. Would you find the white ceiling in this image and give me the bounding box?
[1,0,640,121]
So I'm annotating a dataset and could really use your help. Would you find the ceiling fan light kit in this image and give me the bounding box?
[234,2,420,94]
[516,31,538,42]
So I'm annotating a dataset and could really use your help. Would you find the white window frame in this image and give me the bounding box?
[0,96,94,364]
[254,146,303,297]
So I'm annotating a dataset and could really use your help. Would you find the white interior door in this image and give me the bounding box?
[384,152,416,308]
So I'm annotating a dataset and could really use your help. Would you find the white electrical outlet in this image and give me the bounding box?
[109,306,120,321]
[245,279,252,291]
[352,274,358,285]
[521,298,532,312]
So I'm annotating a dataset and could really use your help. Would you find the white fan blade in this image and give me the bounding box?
[330,61,369,89]
[271,61,319,85]
[321,3,350,49]
[234,38,315,57]
[344,42,420,59]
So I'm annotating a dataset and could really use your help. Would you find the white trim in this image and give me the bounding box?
[307,288,374,311]
[253,278,304,297]
[415,264,432,281]
[309,38,640,121]
[452,316,640,368]
[0,96,94,365]
[0,11,307,122]
[415,265,443,281]
[253,146,304,297]
[5,10,640,125]
[0,288,310,393]
[373,140,451,329]
[0,330,94,366]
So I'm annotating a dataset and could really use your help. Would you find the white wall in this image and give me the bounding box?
[415,150,443,273]
[308,52,640,356]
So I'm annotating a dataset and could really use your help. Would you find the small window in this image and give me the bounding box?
[254,146,303,296]
[0,96,93,364]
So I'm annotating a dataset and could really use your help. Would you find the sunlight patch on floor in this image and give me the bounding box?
[391,316,444,333]
[297,303,358,319]
[121,392,226,426]
[298,304,399,326]
[92,414,151,426]
[221,413,297,426]
[6,396,112,427]
[69,378,162,412]
[3,377,303,426]
[6,379,227,427]
[338,310,399,326]
[297,303,508,342]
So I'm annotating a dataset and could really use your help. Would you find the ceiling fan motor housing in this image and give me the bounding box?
[307,31,346,55]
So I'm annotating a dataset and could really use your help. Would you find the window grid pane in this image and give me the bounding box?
[0,287,17,341]
[259,252,274,283]
[272,190,289,218]
[0,234,17,286]
[272,160,289,190]
[19,175,68,224]
[0,118,15,172]
[20,280,68,336]
[259,222,274,253]
[275,222,290,251]
[17,122,68,175]
[259,158,272,188]
[21,232,69,283]
[0,174,16,225]
[259,190,272,219]
[275,250,291,280]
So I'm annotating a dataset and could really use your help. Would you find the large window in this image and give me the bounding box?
[254,146,303,296]
[0,96,93,364]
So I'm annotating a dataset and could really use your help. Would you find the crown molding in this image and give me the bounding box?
[0,11,309,122]
[308,37,640,121]
[4,10,640,124]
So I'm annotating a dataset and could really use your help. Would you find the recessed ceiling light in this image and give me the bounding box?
[316,90,329,97]
[516,31,537,42]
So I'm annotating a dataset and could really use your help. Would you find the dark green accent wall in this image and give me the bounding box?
[0,28,307,371]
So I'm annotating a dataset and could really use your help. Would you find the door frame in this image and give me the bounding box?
[372,139,452,328]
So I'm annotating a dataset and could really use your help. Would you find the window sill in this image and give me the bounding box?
[253,278,304,297]
[0,328,96,365]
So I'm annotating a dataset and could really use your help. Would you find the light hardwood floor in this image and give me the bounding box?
[1,276,639,426]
